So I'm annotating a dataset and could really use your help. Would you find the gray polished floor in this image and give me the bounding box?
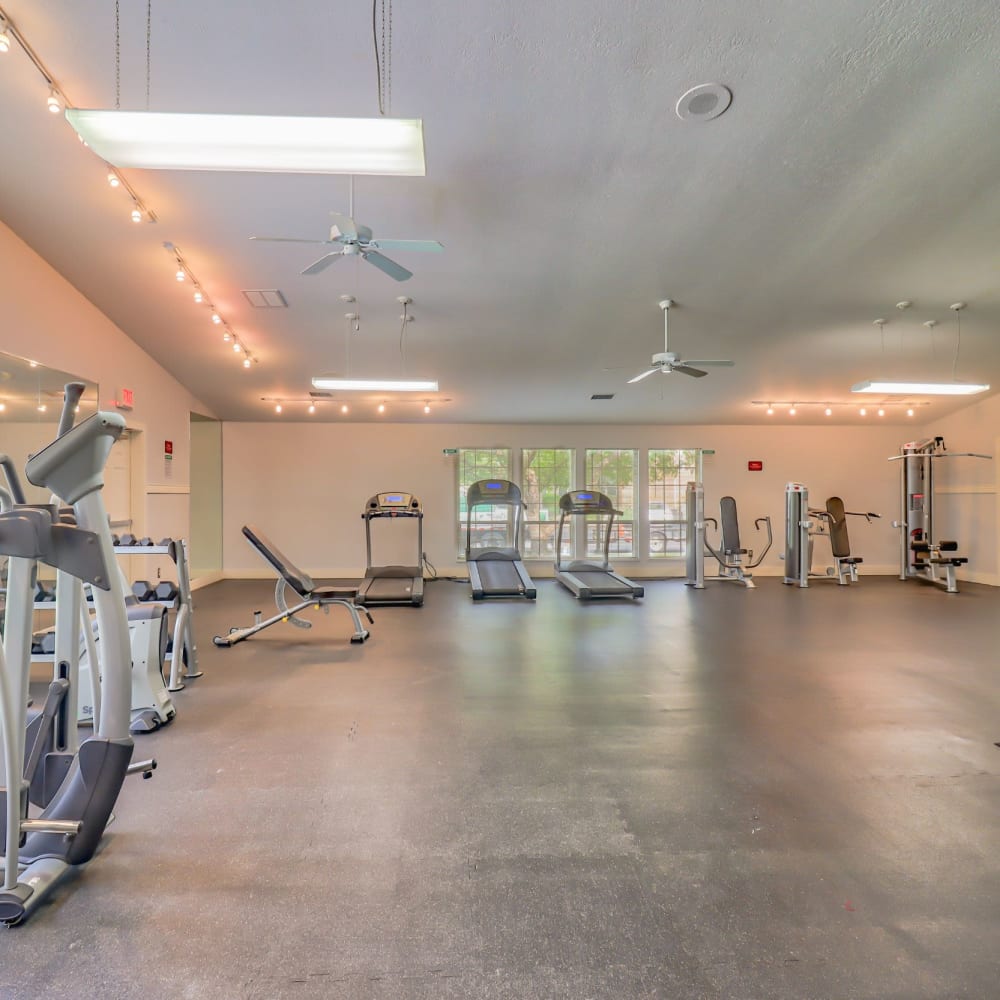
[7,576,1000,999]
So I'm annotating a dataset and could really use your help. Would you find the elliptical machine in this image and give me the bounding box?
[684,482,772,589]
[0,384,154,925]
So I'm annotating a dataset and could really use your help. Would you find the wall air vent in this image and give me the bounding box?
[242,289,288,308]
[591,393,615,400]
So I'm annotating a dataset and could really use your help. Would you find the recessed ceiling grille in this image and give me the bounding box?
[591,393,615,400]
[309,391,333,398]
[242,289,288,308]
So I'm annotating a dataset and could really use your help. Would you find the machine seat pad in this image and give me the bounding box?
[910,541,931,553]
[242,525,316,597]
[939,540,959,552]
[932,556,968,566]
[311,585,360,601]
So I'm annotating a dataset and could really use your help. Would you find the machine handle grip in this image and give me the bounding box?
[0,454,27,504]
[57,382,87,438]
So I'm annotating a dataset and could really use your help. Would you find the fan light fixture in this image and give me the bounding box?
[851,380,989,396]
[311,377,439,393]
[65,110,427,175]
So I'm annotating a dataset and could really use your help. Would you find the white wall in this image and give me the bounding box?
[222,421,905,578]
[189,418,224,579]
[917,395,1000,585]
[0,221,212,561]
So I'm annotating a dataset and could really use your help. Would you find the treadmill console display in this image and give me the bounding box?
[577,492,593,500]
[367,492,422,516]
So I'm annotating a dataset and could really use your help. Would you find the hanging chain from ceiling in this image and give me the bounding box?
[373,0,392,115]
[114,0,153,109]
[114,0,120,108]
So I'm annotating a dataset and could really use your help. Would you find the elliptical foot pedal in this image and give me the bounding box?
[129,710,162,734]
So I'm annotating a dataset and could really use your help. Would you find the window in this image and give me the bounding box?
[583,449,637,557]
[647,449,700,557]
[521,448,574,559]
[457,448,512,558]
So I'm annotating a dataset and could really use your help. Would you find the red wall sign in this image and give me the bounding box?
[748,460,763,471]
[164,440,174,459]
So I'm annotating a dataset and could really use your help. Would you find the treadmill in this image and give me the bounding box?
[356,491,425,606]
[554,490,644,600]
[465,479,536,600]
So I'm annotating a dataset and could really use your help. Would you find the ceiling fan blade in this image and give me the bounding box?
[369,239,444,253]
[683,359,735,367]
[301,252,344,275]
[250,236,331,244]
[330,212,359,241]
[627,368,659,384]
[672,365,708,378]
[363,250,413,281]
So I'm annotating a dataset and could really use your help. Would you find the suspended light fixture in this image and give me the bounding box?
[243,357,251,369]
[824,407,832,417]
[308,404,316,415]
[852,379,988,396]
[193,289,203,303]
[341,404,349,414]
[311,377,438,392]
[274,403,282,414]
[130,206,143,223]
[46,88,62,114]
[0,19,10,54]
[65,111,427,175]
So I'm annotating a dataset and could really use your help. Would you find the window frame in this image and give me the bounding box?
[646,448,702,559]
[582,448,639,560]
[455,447,513,560]
[520,447,575,562]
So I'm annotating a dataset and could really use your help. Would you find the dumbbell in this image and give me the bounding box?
[138,537,154,546]
[118,533,138,547]
[111,533,120,545]
[132,580,157,601]
[31,631,56,655]
[155,581,179,602]
[34,581,56,602]
[158,537,174,546]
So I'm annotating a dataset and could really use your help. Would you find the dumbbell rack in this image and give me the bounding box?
[112,539,201,691]
[30,539,200,693]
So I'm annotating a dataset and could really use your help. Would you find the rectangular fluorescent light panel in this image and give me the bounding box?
[851,380,990,396]
[66,110,426,175]
[311,377,439,392]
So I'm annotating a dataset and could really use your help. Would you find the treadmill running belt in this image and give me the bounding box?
[477,560,526,595]
[568,570,635,595]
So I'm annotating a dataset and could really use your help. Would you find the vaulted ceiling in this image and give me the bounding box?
[1,0,999,423]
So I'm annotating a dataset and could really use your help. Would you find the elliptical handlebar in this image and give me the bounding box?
[0,455,27,505]
[57,381,87,439]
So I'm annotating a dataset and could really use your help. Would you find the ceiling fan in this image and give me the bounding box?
[628,299,735,383]
[249,179,442,282]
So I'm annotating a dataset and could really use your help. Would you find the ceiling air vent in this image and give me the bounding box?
[309,391,333,398]
[591,393,615,400]
[242,289,288,308]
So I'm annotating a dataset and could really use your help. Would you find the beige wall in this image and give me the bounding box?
[189,418,224,578]
[918,395,1000,584]
[221,421,906,578]
[0,221,212,554]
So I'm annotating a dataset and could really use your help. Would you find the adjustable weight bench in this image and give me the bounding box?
[213,525,372,647]
[910,534,968,595]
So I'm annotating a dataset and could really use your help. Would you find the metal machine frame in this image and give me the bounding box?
[554,490,643,600]
[783,483,878,587]
[465,479,536,600]
[890,437,991,594]
[215,525,372,646]
[684,482,772,589]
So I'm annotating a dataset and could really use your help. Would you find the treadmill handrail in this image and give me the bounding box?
[465,479,525,561]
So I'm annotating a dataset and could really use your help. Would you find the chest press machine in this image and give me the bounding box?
[684,482,772,588]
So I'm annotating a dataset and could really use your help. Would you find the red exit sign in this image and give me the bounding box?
[748,460,763,471]
[116,387,134,411]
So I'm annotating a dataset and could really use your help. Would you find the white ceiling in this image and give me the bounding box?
[1,0,999,424]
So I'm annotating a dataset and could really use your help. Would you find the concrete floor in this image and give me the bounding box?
[5,575,1000,999]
